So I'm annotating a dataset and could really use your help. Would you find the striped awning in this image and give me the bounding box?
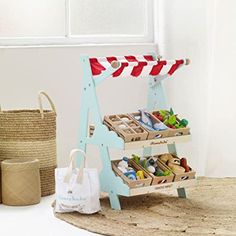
[89,55,187,78]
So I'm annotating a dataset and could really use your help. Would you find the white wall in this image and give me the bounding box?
[0,44,156,168]
[158,0,236,176]
[1,0,236,177]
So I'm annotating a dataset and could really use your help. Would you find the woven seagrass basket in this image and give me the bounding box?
[0,158,3,203]
[0,91,57,196]
[1,158,41,206]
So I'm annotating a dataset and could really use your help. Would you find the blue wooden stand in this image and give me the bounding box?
[77,54,189,210]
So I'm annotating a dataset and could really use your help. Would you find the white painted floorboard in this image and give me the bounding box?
[0,195,100,236]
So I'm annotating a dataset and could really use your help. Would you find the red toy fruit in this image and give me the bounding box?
[180,158,190,172]
[157,115,164,121]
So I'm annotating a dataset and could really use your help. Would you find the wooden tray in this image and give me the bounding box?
[129,112,170,140]
[157,154,196,182]
[151,111,190,137]
[104,114,148,142]
[130,157,174,185]
[112,160,152,188]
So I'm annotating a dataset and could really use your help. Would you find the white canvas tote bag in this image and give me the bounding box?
[55,149,101,214]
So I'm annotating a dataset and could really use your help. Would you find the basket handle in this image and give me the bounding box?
[38,91,56,119]
[64,149,87,184]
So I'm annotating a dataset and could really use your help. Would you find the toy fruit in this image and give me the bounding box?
[155,108,189,130]
[136,170,145,179]
[180,158,190,172]
[154,113,164,122]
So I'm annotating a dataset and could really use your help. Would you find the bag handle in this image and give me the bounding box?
[63,149,87,184]
[38,91,56,119]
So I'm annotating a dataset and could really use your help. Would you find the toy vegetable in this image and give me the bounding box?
[154,108,189,130]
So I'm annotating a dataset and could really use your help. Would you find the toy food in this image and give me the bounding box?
[117,157,138,180]
[121,117,130,122]
[167,161,185,174]
[180,158,190,172]
[147,165,155,174]
[118,124,127,129]
[136,170,145,179]
[159,153,191,174]
[168,157,181,165]
[153,122,168,131]
[124,170,137,180]
[117,159,129,173]
[139,109,153,127]
[132,155,172,177]
[132,154,140,164]
[159,153,172,163]
[153,108,189,130]
[134,109,168,131]
[124,129,133,134]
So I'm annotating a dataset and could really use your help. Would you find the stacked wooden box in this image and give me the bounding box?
[112,155,195,188]
[104,110,190,142]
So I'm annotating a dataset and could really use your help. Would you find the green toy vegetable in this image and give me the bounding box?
[132,154,140,164]
[142,159,148,169]
[180,119,188,127]
[168,115,176,125]
[169,108,174,116]
[163,170,172,176]
[159,110,167,118]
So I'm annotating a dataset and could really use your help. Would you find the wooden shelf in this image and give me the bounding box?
[89,125,190,150]
[129,178,196,196]
[124,134,191,150]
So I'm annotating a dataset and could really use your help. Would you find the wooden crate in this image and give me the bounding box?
[129,112,170,140]
[130,157,174,185]
[157,154,196,182]
[104,114,148,142]
[151,111,190,137]
[112,160,152,188]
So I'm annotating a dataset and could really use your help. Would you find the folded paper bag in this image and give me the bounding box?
[55,149,101,214]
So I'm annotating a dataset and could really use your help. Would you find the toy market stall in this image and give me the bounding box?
[77,54,195,210]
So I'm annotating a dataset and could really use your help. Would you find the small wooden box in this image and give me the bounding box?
[151,111,190,137]
[157,154,196,182]
[130,157,174,185]
[129,112,170,140]
[104,114,148,142]
[112,160,152,188]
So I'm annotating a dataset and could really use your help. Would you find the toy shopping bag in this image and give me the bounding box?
[55,149,101,214]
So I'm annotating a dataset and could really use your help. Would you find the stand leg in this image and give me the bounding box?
[167,143,177,154]
[109,192,121,210]
[177,187,186,198]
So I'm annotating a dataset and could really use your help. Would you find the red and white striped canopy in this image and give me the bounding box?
[89,55,186,78]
